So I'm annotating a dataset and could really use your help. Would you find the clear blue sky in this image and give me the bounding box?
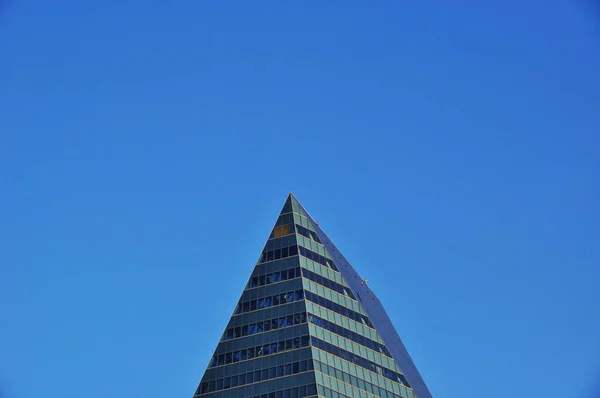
[1,2,599,398]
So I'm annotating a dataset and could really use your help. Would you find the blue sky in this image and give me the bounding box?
[1,2,599,398]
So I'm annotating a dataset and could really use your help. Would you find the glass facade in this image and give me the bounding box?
[192,194,433,398]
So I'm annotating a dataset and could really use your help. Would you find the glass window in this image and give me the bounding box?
[299,360,306,372]
[298,386,306,397]
[289,245,298,256]
[273,224,291,238]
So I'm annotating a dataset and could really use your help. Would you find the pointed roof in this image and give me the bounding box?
[192,193,434,398]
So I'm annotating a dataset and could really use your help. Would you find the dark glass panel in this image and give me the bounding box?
[289,245,298,256]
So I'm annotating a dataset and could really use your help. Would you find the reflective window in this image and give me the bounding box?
[295,224,321,244]
[223,312,306,341]
[301,268,355,300]
[247,267,301,289]
[234,289,305,315]
[304,290,373,328]
[314,359,407,398]
[311,336,411,388]
[307,313,392,357]
[260,245,299,264]
[298,246,338,272]
[197,382,319,398]
[209,335,311,368]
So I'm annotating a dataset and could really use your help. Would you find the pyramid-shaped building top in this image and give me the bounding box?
[193,193,434,398]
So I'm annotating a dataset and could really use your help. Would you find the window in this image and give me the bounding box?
[311,337,411,389]
[273,224,291,238]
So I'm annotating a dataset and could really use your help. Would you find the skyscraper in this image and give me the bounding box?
[192,194,433,398]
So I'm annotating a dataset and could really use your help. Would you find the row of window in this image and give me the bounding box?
[239,278,302,304]
[223,312,307,341]
[314,360,405,398]
[311,326,396,383]
[228,301,303,331]
[213,323,306,359]
[312,347,414,398]
[203,347,312,382]
[234,290,304,315]
[311,336,412,388]
[246,267,302,290]
[260,245,299,264]
[259,239,338,275]
[265,234,297,251]
[300,256,344,288]
[296,235,326,260]
[197,383,318,398]
[304,281,363,325]
[317,385,349,398]
[251,257,300,282]
[305,301,380,345]
[307,313,392,358]
[232,384,318,398]
[298,246,339,272]
[210,336,311,368]
[198,359,315,394]
[295,224,321,244]
[294,212,313,231]
[304,290,373,329]
[301,268,355,300]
